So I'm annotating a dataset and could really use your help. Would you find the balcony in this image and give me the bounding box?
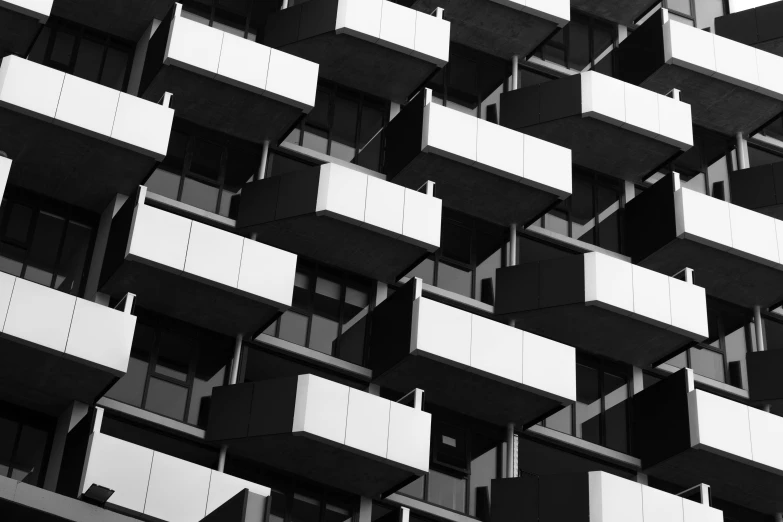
[613,9,783,137]
[728,161,783,219]
[0,55,174,211]
[379,89,571,226]
[81,430,269,522]
[569,0,659,25]
[51,0,172,41]
[500,71,693,182]
[206,374,431,497]
[0,274,135,415]
[634,368,783,515]
[716,1,783,57]
[99,187,297,336]
[625,173,783,308]
[491,472,722,522]
[236,163,441,282]
[0,0,50,57]
[263,0,450,103]
[494,252,709,367]
[747,349,783,414]
[350,277,576,427]
[140,4,318,144]
[400,0,567,59]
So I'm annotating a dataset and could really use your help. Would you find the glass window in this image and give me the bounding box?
[0,408,52,487]
[427,470,466,512]
[695,0,725,30]
[667,0,693,15]
[535,12,615,70]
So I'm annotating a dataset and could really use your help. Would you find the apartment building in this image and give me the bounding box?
[0,0,781,521]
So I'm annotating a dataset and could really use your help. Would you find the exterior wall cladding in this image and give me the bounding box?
[8,0,783,521]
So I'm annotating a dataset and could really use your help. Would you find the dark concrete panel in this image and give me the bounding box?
[236,176,281,229]
[539,473,590,522]
[539,74,583,123]
[366,279,417,378]
[730,164,778,211]
[201,490,268,522]
[298,0,339,40]
[490,476,540,522]
[624,172,677,264]
[206,383,254,442]
[755,1,783,45]
[52,0,174,41]
[0,7,43,58]
[715,8,759,46]
[494,263,541,316]
[139,5,173,97]
[499,86,541,131]
[571,0,659,25]
[275,167,321,220]
[382,94,426,180]
[539,255,585,309]
[263,4,302,49]
[747,349,783,402]
[248,377,298,437]
[615,9,666,87]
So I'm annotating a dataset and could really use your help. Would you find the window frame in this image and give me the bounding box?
[533,11,616,71]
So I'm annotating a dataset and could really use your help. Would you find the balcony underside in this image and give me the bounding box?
[641,64,783,136]
[518,117,683,182]
[51,0,173,40]
[373,353,567,427]
[0,107,158,212]
[639,239,783,309]
[100,260,281,337]
[570,0,658,25]
[142,66,303,144]
[0,7,40,58]
[497,304,691,367]
[407,0,558,59]
[648,448,783,515]
[278,34,437,103]
[389,153,560,226]
[0,334,119,416]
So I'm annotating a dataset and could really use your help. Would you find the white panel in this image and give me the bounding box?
[0,56,65,119]
[184,221,243,289]
[4,278,75,353]
[521,331,576,401]
[54,74,118,138]
[167,15,223,75]
[82,434,153,514]
[729,203,780,263]
[365,176,405,234]
[378,1,416,53]
[469,314,524,384]
[665,21,716,75]
[344,389,391,458]
[755,49,783,99]
[642,485,684,522]
[111,93,174,159]
[386,402,431,472]
[623,83,660,138]
[581,72,626,125]
[584,253,634,314]
[336,0,382,40]
[402,188,441,248]
[144,452,211,522]
[293,374,349,444]
[682,499,724,522]
[415,298,472,366]
[631,265,672,326]
[657,93,694,148]
[2,0,53,17]
[690,390,753,460]
[206,471,270,516]
[265,49,319,110]
[748,406,783,471]
[0,156,10,201]
[412,12,450,66]
[216,33,271,93]
[522,134,572,197]
[65,300,136,373]
[730,0,779,12]
[0,272,14,331]
[678,189,732,248]
[668,278,709,338]
[475,119,524,180]
[128,204,191,271]
[423,103,478,165]
[237,240,297,305]
[589,472,643,522]
[316,163,367,223]
[776,220,783,266]
[524,0,570,23]
[713,34,759,89]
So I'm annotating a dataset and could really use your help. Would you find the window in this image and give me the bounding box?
[105,311,233,427]
[534,12,614,71]
[261,260,372,365]
[748,145,783,168]
[0,187,95,297]
[0,404,52,487]
[27,18,133,91]
[145,120,261,217]
[664,0,727,30]
[286,81,388,171]
[181,0,257,39]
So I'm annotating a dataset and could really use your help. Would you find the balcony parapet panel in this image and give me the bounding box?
[0,0,50,57]
[716,0,783,57]
[729,161,783,219]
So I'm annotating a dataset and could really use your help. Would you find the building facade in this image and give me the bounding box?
[0,0,781,521]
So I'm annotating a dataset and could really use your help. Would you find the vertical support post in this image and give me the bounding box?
[257,140,270,181]
[511,55,519,91]
[672,172,681,192]
[669,88,681,101]
[506,423,515,479]
[754,305,766,353]
[400,507,410,522]
[413,389,424,410]
[281,0,289,9]
[219,334,244,472]
[736,132,750,170]
[775,513,782,522]
[424,180,435,196]
[434,7,444,19]
[509,223,517,267]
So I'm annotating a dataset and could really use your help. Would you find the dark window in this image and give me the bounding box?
[0,404,53,487]
[180,0,256,39]
[664,0,727,30]
[748,145,783,168]
[534,12,614,70]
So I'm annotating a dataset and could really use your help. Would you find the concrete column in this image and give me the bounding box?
[257,140,270,181]
[281,0,289,9]
[219,334,244,472]
[754,305,766,353]
[736,132,750,170]
[358,497,373,522]
[775,513,782,522]
[505,423,515,479]
[511,55,519,91]
[44,402,89,491]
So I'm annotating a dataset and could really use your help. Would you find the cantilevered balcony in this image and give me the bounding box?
[263,0,450,103]
[0,55,174,211]
[494,252,709,367]
[81,431,270,522]
[716,1,783,57]
[350,278,576,427]
[0,274,135,415]
[613,9,783,137]
[500,71,693,181]
[491,471,722,522]
[139,4,318,144]
[0,0,50,57]
[236,163,441,282]
[99,187,297,336]
[634,368,783,515]
[379,89,571,226]
[51,0,172,41]
[206,374,431,497]
[728,161,783,219]
[570,0,659,25]
[398,0,567,59]
[625,173,783,308]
